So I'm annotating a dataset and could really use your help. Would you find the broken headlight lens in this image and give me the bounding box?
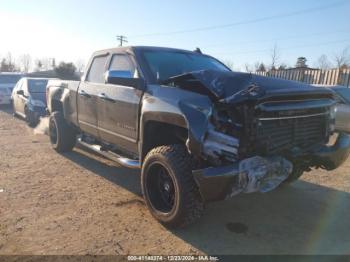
[329,105,336,133]
[330,105,337,119]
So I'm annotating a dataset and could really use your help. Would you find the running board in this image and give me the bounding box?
[77,138,141,169]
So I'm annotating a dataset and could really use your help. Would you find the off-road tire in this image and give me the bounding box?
[141,144,204,228]
[49,111,76,152]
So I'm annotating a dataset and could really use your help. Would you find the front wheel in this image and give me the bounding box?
[141,145,204,228]
[49,111,76,152]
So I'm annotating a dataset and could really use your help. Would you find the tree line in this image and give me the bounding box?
[0,52,85,80]
[225,45,350,73]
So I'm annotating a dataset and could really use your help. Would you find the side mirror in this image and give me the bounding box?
[17,90,24,96]
[105,70,145,89]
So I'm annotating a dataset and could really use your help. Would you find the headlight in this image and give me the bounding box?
[329,105,336,133]
[329,105,337,120]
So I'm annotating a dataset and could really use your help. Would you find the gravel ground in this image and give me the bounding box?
[0,105,350,255]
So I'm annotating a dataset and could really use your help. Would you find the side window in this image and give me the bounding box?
[15,80,23,93]
[109,54,136,77]
[23,81,29,96]
[14,80,22,92]
[86,55,108,83]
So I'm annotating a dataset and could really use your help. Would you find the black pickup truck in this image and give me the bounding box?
[46,46,350,227]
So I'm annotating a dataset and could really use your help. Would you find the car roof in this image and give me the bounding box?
[92,46,203,56]
[0,72,24,76]
[21,77,52,81]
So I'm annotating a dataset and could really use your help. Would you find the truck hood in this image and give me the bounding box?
[164,70,334,103]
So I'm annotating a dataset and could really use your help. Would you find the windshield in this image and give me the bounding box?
[335,88,350,103]
[28,79,48,93]
[0,75,22,84]
[142,50,230,82]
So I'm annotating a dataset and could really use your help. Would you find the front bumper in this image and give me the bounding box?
[193,164,240,202]
[193,133,350,202]
[311,133,350,170]
[29,106,47,117]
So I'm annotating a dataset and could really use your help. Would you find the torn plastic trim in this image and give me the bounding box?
[193,156,293,202]
[202,128,239,163]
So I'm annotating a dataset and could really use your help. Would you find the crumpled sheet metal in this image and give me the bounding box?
[228,156,293,197]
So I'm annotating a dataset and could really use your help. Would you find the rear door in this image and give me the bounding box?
[97,52,143,154]
[77,54,109,137]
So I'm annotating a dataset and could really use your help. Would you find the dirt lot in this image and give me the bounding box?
[0,105,350,255]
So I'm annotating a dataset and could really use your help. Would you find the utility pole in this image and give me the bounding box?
[116,35,128,46]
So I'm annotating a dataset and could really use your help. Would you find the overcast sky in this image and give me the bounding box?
[0,0,349,71]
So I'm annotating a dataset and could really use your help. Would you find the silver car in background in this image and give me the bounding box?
[0,73,23,105]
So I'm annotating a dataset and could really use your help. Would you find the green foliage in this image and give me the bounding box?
[54,62,78,80]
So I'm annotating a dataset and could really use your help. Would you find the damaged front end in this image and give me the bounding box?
[170,70,350,201]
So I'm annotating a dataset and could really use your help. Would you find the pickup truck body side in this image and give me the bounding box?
[46,46,350,227]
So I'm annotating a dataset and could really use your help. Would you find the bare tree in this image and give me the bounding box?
[0,52,18,72]
[222,59,234,70]
[35,57,53,71]
[19,54,32,72]
[254,61,261,72]
[334,47,350,68]
[41,58,52,71]
[278,63,288,70]
[75,59,86,73]
[317,54,331,70]
[270,44,280,70]
[244,63,254,73]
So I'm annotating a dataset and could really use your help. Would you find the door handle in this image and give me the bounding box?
[78,90,91,98]
[98,93,115,103]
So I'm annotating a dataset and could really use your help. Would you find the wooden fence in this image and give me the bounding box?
[254,68,350,87]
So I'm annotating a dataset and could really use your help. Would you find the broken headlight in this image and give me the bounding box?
[329,105,336,133]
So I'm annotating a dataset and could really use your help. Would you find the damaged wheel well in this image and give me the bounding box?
[51,100,63,113]
[141,121,188,161]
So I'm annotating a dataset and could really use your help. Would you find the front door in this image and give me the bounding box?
[97,53,143,154]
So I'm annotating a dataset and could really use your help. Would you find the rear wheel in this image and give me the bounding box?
[141,145,204,228]
[49,111,76,152]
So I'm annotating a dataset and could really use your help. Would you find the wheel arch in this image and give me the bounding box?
[140,119,189,162]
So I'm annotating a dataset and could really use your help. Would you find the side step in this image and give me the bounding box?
[77,138,141,169]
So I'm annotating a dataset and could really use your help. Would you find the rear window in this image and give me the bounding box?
[28,79,48,93]
[0,75,22,84]
[86,55,108,83]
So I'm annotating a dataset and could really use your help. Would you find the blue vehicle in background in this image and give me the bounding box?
[11,78,49,126]
[0,73,23,105]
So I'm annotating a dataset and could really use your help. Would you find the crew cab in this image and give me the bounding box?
[46,46,350,227]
